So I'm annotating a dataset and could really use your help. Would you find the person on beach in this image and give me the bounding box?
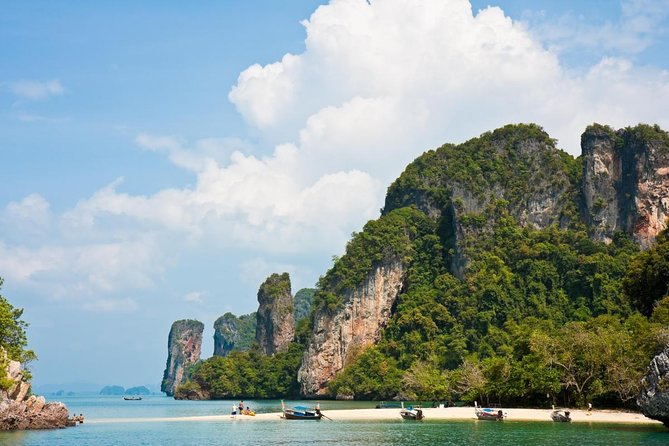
[239,401,244,413]
[587,402,592,415]
[231,404,237,418]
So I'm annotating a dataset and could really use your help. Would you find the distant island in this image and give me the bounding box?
[99,385,151,395]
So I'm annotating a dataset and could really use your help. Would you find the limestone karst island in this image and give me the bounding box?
[160,123,669,427]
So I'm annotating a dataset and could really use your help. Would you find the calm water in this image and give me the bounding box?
[0,395,666,445]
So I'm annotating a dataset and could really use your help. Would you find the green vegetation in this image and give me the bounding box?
[328,214,661,407]
[0,277,35,390]
[179,342,305,399]
[385,123,581,222]
[179,123,669,408]
[180,288,316,399]
[214,312,257,354]
[314,207,435,312]
[259,273,291,300]
[623,229,669,316]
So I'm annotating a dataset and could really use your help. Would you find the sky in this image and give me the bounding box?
[1,0,668,392]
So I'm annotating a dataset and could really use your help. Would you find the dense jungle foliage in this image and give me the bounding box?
[328,216,667,408]
[178,124,669,407]
[0,277,35,389]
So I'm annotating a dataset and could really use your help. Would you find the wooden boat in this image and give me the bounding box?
[474,402,505,421]
[123,396,142,401]
[281,401,322,420]
[400,406,424,420]
[551,407,571,422]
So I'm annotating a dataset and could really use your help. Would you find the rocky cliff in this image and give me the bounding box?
[582,124,669,247]
[383,124,577,278]
[213,312,257,357]
[0,358,69,430]
[161,319,204,396]
[298,123,669,398]
[298,259,406,396]
[638,343,669,427]
[256,273,295,356]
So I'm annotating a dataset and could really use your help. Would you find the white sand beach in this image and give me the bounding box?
[88,406,662,425]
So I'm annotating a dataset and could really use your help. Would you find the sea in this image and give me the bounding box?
[0,395,666,445]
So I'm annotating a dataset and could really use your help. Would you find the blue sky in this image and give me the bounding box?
[1,0,668,391]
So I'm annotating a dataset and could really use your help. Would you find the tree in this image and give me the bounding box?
[623,229,669,315]
[0,277,35,364]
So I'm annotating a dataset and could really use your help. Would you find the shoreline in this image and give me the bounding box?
[88,406,662,425]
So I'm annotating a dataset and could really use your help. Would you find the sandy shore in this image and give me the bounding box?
[89,406,662,425]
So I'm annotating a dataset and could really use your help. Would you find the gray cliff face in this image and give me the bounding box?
[582,124,669,247]
[256,273,295,356]
[161,319,204,396]
[0,358,69,430]
[213,312,257,357]
[298,259,406,396]
[384,126,574,279]
[638,344,669,427]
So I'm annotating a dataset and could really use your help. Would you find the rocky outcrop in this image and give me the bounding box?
[638,344,669,427]
[256,273,295,356]
[298,259,406,396]
[213,312,257,357]
[582,124,669,247]
[0,358,69,430]
[161,319,204,396]
[384,124,575,279]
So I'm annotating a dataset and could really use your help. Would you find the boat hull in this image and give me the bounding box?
[400,409,424,420]
[282,409,322,420]
[475,410,504,421]
[551,411,571,422]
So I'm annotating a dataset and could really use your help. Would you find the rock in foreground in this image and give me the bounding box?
[0,359,69,430]
[638,344,669,428]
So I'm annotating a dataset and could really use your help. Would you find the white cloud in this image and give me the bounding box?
[3,0,669,314]
[184,291,204,304]
[230,0,669,158]
[3,193,51,233]
[8,79,65,100]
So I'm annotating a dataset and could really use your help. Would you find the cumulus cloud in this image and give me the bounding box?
[8,79,65,100]
[3,0,669,312]
[230,0,669,159]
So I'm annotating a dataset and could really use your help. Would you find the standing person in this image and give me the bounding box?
[231,404,237,418]
[587,402,592,415]
[239,400,244,413]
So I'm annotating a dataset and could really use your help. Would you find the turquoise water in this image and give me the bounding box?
[0,396,666,445]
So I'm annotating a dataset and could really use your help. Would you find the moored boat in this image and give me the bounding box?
[474,401,505,421]
[551,406,571,422]
[123,396,142,401]
[400,406,425,420]
[281,401,322,420]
